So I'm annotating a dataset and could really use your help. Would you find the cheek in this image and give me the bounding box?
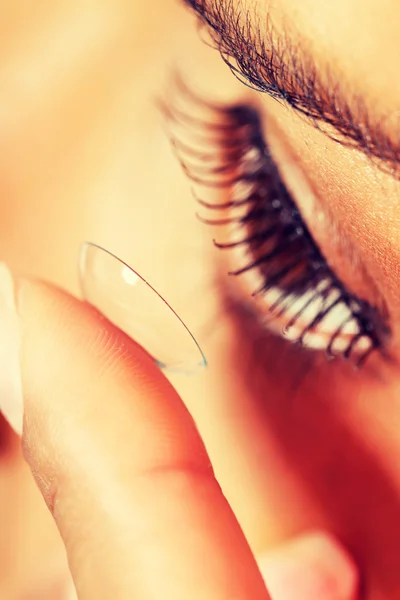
[216,289,400,595]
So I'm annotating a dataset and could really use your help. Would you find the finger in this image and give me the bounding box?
[257,532,359,600]
[0,265,269,600]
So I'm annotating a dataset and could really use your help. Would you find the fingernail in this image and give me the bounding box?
[64,581,78,600]
[258,532,359,600]
[0,263,23,435]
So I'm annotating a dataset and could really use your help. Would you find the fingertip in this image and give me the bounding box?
[258,531,359,600]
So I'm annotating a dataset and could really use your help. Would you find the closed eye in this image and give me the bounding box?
[161,78,391,368]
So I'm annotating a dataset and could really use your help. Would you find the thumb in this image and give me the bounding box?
[257,532,359,600]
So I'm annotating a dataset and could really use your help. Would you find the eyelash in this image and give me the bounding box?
[162,81,390,367]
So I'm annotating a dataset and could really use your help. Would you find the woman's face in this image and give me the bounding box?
[1,0,400,598]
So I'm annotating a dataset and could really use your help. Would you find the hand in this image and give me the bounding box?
[0,266,358,599]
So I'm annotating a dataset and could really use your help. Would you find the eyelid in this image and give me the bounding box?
[163,79,390,366]
[263,112,386,314]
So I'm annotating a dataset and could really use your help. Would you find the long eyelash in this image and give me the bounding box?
[162,81,391,366]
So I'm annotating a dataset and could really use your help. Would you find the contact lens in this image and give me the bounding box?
[79,242,206,373]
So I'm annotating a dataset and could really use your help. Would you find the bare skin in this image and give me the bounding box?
[0,0,399,598]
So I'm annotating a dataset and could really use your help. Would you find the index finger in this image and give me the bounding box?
[7,270,270,600]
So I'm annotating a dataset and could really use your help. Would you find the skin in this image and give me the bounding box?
[0,0,399,598]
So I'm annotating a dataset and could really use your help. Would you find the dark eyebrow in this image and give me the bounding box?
[182,0,400,174]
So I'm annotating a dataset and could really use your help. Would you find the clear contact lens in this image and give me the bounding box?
[79,242,206,373]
